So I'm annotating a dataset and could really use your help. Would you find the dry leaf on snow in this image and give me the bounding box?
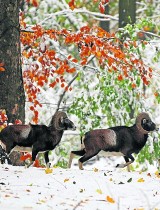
[106,195,115,203]
[137,178,145,182]
[45,168,53,174]
[96,189,103,194]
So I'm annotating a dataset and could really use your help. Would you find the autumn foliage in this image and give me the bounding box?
[20,9,153,123]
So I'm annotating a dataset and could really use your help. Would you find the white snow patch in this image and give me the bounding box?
[0,165,159,210]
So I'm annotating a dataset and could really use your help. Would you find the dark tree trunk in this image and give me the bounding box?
[119,0,136,28]
[0,0,25,123]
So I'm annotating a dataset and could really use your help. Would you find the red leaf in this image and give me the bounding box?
[142,76,149,85]
[32,0,39,7]
[14,119,22,125]
[61,83,65,88]
[20,153,32,161]
[49,81,57,88]
[99,3,105,13]
[131,83,136,89]
[117,74,123,81]
[80,26,91,33]
[154,92,159,97]
[0,67,5,71]
[30,106,34,111]
[68,0,76,10]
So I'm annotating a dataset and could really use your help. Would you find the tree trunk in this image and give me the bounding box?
[119,0,136,28]
[0,0,25,123]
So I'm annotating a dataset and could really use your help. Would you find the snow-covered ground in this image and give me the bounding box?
[0,163,160,210]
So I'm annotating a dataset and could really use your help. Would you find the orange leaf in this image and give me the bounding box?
[68,55,72,59]
[61,83,65,88]
[96,51,101,57]
[67,67,76,73]
[32,0,39,7]
[106,196,115,203]
[33,159,40,167]
[117,74,123,81]
[154,92,159,97]
[14,119,22,125]
[0,67,5,71]
[80,26,91,33]
[72,58,78,63]
[131,83,136,89]
[30,106,34,111]
[65,86,69,91]
[99,4,105,13]
[37,80,44,86]
[20,153,32,161]
[81,58,87,65]
[142,76,149,85]
[68,0,76,10]
[49,81,57,88]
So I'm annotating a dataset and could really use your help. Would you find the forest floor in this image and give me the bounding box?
[0,161,160,210]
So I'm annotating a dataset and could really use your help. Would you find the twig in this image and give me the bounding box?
[56,72,79,112]
[140,30,160,39]
[52,177,67,189]
[73,200,84,210]
[39,8,118,26]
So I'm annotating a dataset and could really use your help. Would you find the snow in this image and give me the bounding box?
[0,164,160,210]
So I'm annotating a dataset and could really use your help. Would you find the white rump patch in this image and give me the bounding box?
[20,126,31,139]
[104,129,117,146]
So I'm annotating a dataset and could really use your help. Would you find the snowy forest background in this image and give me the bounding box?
[1,0,160,170]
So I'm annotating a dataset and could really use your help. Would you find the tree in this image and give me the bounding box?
[0,0,160,168]
[119,0,136,28]
[0,0,25,123]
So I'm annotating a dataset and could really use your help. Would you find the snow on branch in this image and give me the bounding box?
[39,8,118,26]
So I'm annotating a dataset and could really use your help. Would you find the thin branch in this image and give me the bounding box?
[73,200,84,210]
[56,72,79,112]
[58,51,99,73]
[140,30,160,39]
[39,8,118,26]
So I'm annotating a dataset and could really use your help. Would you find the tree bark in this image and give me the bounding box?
[119,0,136,28]
[0,0,25,123]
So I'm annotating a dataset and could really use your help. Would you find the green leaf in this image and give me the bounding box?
[127,178,132,183]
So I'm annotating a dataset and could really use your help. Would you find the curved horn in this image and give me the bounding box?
[50,111,68,130]
[135,112,151,134]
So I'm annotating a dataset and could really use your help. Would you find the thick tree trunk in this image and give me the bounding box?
[119,0,136,28]
[0,0,25,123]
